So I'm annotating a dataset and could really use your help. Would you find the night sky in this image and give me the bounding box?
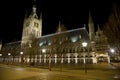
[0,0,118,44]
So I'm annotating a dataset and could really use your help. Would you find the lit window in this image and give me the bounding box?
[39,42,43,47]
[71,36,78,42]
[48,42,52,45]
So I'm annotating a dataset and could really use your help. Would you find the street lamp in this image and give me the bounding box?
[82,42,88,74]
[8,53,11,56]
[8,53,11,63]
[82,42,88,47]
[42,48,51,71]
[20,51,23,55]
[42,49,46,53]
[110,48,115,53]
[110,48,115,62]
[20,51,24,63]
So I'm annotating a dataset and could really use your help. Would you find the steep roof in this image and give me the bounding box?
[37,27,90,46]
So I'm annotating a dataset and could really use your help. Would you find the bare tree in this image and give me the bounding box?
[103,3,120,54]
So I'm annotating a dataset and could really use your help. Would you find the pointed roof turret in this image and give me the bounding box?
[88,10,93,24]
[57,21,62,32]
[32,0,37,13]
[39,12,42,20]
[33,5,36,13]
[56,20,67,33]
[24,11,27,18]
[97,25,101,31]
[29,0,38,18]
[83,24,86,28]
[23,11,27,22]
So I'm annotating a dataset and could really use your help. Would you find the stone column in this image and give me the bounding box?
[26,55,29,63]
[61,54,63,63]
[93,57,97,64]
[108,56,110,63]
[83,56,86,64]
[39,55,41,63]
[67,53,70,63]
[55,54,57,63]
[35,55,37,63]
[44,54,46,63]
[75,53,78,64]
[31,57,33,62]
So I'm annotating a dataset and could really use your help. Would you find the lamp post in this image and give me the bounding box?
[29,43,32,65]
[82,42,88,74]
[42,49,51,71]
[8,53,11,64]
[110,48,115,62]
[20,51,24,63]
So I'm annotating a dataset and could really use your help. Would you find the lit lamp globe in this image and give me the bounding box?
[20,52,23,55]
[8,53,11,56]
[110,49,115,53]
[42,49,46,53]
[82,42,88,47]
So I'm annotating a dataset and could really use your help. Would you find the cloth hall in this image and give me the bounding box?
[0,3,109,65]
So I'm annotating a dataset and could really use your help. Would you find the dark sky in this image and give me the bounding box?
[0,0,118,44]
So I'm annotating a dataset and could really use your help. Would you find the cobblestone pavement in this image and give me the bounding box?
[0,63,120,80]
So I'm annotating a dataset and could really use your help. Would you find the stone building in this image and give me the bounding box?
[0,3,109,65]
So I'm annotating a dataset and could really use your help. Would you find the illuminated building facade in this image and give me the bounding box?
[0,4,110,65]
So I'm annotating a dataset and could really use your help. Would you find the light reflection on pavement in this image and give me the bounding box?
[0,63,120,80]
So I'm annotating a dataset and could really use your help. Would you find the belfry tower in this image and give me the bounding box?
[21,1,42,47]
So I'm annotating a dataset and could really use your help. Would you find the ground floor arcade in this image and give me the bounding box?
[0,52,110,64]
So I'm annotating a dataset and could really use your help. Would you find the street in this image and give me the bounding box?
[0,63,120,80]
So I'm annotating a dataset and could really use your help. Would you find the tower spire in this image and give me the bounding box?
[29,0,38,18]
[88,10,95,41]
[23,11,27,21]
[57,20,62,32]
[97,24,101,31]
[40,12,42,19]
[88,10,93,24]
[32,0,36,13]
